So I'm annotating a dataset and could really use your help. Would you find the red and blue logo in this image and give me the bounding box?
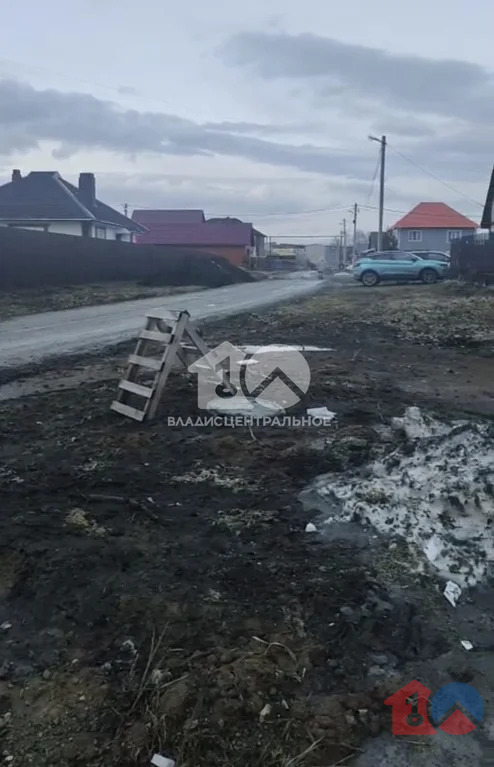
[385,680,484,735]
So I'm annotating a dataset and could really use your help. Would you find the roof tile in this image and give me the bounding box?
[393,202,477,230]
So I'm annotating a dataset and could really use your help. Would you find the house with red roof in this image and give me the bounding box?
[393,203,477,253]
[132,209,265,268]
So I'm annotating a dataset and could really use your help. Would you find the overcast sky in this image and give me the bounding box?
[0,0,492,239]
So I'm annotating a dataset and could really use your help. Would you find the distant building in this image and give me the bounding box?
[393,202,477,252]
[0,170,144,241]
[269,243,307,267]
[132,209,265,268]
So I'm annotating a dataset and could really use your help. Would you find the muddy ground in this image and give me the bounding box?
[0,283,207,321]
[0,282,493,766]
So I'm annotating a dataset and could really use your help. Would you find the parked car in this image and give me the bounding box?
[352,251,449,287]
[412,250,450,262]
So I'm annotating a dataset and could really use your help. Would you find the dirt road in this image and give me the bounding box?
[0,276,322,368]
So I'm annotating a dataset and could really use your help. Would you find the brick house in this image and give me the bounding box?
[132,209,265,268]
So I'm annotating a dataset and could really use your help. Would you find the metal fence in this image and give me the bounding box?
[450,232,494,282]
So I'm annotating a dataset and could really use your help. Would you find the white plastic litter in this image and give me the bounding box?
[305,523,317,533]
[151,755,175,767]
[444,581,462,607]
[259,703,272,722]
[307,407,337,423]
[461,640,474,651]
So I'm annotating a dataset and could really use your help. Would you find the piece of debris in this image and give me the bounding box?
[151,755,176,767]
[121,638,137,655]
[461,640,474,651]
[66,508,91,529]
[65,508,107,537]
[307,406,337,423]
[259,703,272,722]
[305,522,317,533]
[444,581,462,607]
[0,622,12,632]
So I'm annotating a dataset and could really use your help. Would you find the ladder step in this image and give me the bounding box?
[128,354,163,371]
[140,329,172,343]
[110,400,146,421]
[118,380,154,398]
[146,310,182,321]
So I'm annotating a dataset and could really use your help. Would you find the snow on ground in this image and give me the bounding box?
[309,408,494,586]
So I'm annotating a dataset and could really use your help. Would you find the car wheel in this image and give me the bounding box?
[361,270,379,287]
[420,268,438,285]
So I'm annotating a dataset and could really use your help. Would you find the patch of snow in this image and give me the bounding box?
[307,407,337,424]
[305,523,317,533]
[151,756,175,767]
[391,406,452,440]
[444,581,462,607]
[242,344,333,354]
[173,468,245,489]
[311,408,494,586]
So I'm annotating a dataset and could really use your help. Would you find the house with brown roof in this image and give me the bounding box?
[393,203,477,252]
[132,209,265,268]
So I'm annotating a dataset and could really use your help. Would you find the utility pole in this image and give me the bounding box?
[368,134,386,251]
[123,203,129,217]
[352,203,358,259]
[342,218,347,264]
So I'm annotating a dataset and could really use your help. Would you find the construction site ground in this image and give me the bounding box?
[1,282,494,766]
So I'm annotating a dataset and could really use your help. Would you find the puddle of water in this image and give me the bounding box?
[0,363,115,402]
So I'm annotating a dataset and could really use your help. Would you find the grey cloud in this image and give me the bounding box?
[0,78,374,178]
[222,31,494,123]
[202,120,325,136]
[372,116,436,138]
[94,171,372,225]
[118,85,140,96]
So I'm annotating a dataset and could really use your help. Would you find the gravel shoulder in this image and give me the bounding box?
[1,283,493,766]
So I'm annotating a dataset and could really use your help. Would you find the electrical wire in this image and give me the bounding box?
[127,204,354,219]
[366,149,381,205]
[386,142,484,209]
[360,204,479,221]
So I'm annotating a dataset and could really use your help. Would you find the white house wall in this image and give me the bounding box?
[48,221,84,236]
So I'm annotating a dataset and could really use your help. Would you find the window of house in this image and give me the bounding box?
[448,230,461,243]
[408,230,422,242]
[95,226,107,239]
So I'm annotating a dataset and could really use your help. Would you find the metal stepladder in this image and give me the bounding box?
[111,309,234,422]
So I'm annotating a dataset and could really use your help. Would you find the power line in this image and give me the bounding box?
[386,142,484,209]
[366,148,381,205]
[360,204,479,220]
[127,203,354,219]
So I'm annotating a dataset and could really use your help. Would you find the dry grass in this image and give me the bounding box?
[0,282,206,320]
[279,283,494,347]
